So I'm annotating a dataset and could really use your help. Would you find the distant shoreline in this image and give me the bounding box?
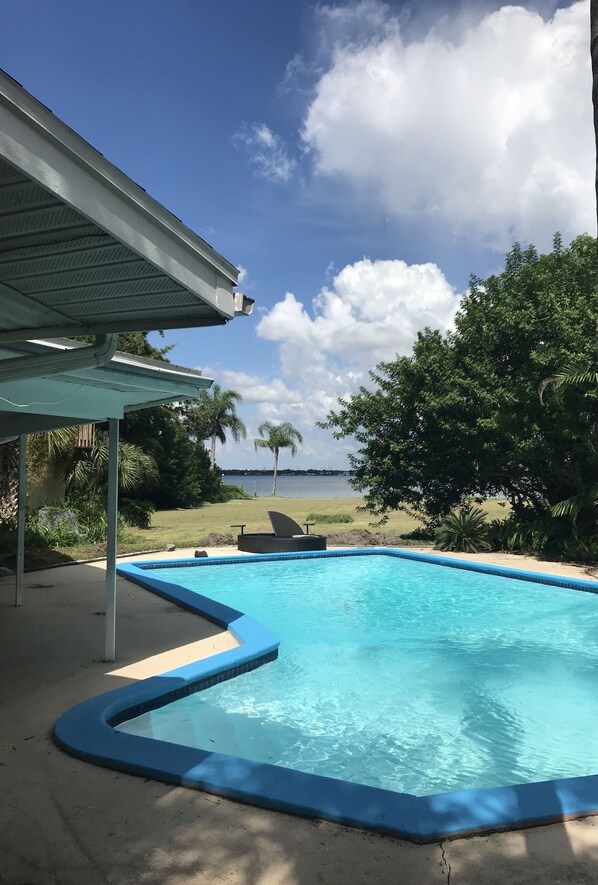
[223,469,354,477]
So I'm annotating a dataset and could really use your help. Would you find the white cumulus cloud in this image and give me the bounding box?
[234,122,296,182]
[257,257,460,377]
[204,257,461,467]
[302,1,593,248]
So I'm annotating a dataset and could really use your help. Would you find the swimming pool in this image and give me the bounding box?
[54,550,598,841]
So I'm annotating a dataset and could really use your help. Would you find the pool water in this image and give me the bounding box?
[118,554,598,797]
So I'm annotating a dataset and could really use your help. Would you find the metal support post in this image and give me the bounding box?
[104,417,119,662]
[15,434,26,606]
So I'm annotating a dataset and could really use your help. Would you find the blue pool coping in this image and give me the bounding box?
[53,547,598,842]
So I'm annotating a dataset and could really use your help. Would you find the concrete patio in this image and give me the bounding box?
[2,548,598,884]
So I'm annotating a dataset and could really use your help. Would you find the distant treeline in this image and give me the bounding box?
[223,469,355,477]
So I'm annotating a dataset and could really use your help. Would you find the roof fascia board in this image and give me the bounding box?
[0,377,125,419]
[0,314,226,343]
[0,377,202,419]
[55,368,210,398]
[0,413,92,439]
[0,337,211,386]
[0,72,239,318]
[123,395,199,412]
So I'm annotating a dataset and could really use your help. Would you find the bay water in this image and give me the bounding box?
[223,473,360,498]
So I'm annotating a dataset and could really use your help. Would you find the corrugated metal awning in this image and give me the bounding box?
[0,69,250,343]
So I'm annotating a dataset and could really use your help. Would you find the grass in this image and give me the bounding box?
[16,497,511,568]
[141,497,388,547]
[111,497,509,552]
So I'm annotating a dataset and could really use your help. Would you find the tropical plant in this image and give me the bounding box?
[435,505,490,553]
[254,421,303,495]
[119,498,156,529]
[0,439,21,519]
[66,431,158,499]
[539,336,598,531]
[487,510,579,558]
[185,384,247,470]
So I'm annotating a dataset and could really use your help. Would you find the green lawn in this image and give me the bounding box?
[127,496,510,551]
[18,496,510,568]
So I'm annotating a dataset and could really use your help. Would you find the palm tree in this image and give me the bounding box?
[186,385,247,470]
[66,431,159,498]
[27,426,158,503]
[0,439,21,519]
[254,421,303,495]
[539,358,598,404]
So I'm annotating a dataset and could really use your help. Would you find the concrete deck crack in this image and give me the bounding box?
[439,841,452,884]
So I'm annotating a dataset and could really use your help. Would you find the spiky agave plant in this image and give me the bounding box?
[435,504,490,553]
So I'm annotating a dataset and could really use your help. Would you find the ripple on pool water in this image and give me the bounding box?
[118,555,598,796]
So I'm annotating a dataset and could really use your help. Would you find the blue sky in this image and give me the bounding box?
[1,0,593,468]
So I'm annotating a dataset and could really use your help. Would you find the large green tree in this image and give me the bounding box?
[185,384,247,470]
[321,235,598,528]
[592,0,598,250]
[254,421,303,495]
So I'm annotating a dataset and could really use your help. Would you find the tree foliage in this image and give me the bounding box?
[321,235,598,530]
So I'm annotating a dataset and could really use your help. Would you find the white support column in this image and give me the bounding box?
[104,418,119,662]
[14,434,26,606]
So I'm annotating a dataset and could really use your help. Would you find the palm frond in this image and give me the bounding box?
[550,486,598,519]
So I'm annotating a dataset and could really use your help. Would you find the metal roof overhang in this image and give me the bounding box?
[0,68,249,343]
[0,337,210,443]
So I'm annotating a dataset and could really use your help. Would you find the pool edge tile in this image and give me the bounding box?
[53,549,598,843]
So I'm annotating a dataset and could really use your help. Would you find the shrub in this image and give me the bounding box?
[212,483,252,503]
[400,527,436,542]
[487,511,578,558]
[33,506,81,545]
[487,516,526,553]
[327,528,403,546]
[29,501,131,546]
[205,532,235,546]
[560,536,598,563]
[305,512,354,524]
[435,505,490,553]
[120,498,155,529]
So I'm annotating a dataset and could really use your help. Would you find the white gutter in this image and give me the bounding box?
[0,334,117,382]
